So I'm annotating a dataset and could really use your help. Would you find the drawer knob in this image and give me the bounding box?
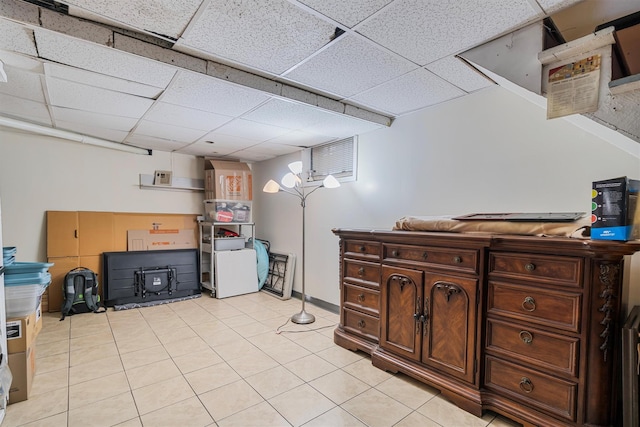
[453,256,462,264]
[519,377,534,393]
[357,267,365,276]
[422,252,428,259]
[525,263,536,272]
[519,330,533,344]
[359,246,366,252]
[357,320,366,328]
[357,294,365,303]
[392,249,399,257]
[522,296,536,312]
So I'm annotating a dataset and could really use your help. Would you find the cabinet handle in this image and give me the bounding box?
[74,229,78,239]
[359,246,366,252]
[357,320,366,328]
[422,251,428,259]
[392,249,399,257]
[525,263,536,272]
[357,267,365,277]
[357,294,365,303]
[522,296,536,312]
[453,256,462,264]
[519,330,533,344]
[519,377,534,393]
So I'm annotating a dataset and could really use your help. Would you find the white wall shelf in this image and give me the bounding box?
[139,174,204,192]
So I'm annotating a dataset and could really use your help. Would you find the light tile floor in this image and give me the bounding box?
[4,292,522,427]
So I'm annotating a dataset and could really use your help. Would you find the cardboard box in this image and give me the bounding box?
[6,311,38,354]
[35,299,42,336]
[615,24,640,75]
[127,229,196,251]
[8,345,35,404]
[204,200,252,223]
[204,160,252,200]
[591,176,640,241]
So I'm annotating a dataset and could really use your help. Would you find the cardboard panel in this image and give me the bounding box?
[204,159,252,200]
[113,213,198,251]
[127,229,196,251]
[46,211,78,257]
[78,212,115,256]
[8,345,35,404]
[6,311,37,354]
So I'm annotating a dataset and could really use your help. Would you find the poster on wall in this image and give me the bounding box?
[546,54,601,119]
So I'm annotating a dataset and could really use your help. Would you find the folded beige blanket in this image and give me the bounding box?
[394,216,591,238]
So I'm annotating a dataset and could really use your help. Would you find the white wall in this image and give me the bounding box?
[0,130,203,262]
[253,85,640,312]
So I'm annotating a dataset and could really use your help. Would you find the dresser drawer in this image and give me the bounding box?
[489,253,582,288]
[344,240,381,261]
[344,283,379,317]
[485,356,577,422]
[487,281,582,333]
[343,308,379,343]
[344,259,380,288]
[486,318,579,377]
[383,244,479,274]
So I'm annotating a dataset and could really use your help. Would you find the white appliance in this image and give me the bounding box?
[214,249,258,299]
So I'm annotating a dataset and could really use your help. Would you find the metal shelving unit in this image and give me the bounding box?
[198,221,255,297]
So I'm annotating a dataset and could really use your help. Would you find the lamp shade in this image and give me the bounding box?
[281,172,300,189]
[288,161,303,174]
[262,179,281,193]
[322,174,341,189]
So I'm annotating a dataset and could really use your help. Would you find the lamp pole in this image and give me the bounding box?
[291,195,314,324]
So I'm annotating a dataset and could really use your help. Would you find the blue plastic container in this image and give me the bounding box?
[4,272,51,287]
[4,262,53,275]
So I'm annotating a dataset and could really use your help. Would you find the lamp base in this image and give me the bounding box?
[291,310,315,324]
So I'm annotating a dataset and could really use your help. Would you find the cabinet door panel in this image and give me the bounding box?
[47,211,78,257]
[423,272,477,384]
[78,212,114,256]
[380,265,423,361]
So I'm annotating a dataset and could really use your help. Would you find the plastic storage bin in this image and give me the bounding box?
[2,247,16,266]
[4,262,52,317]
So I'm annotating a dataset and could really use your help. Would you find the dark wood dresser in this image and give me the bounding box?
[332,228,640,427]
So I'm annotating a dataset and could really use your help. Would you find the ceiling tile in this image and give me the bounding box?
[161,71,271,116]
[65,0,202,40]
[124,134,191,152]
[298,0,394,28]
[197,132,260,150]
[357,0,540,65]
[0,50,43,73]
[0,17,37,55]
[0,67,44,102]
[132,119,208,143]
[350,68,465,115]
[145,102,233,131]
[284,34,417,98]
[242,141,303,156]
[263,129,334,147]
[51,107,138,131]
[425,56,494,93]
[303,112,385,138]
[178,0,336,74]
[536,0,582,15]
[175,140,243,157]
[46,78,154,118]
[0,93,51,126]
[242,99,342,130]
[214,119,290,141]
[55,119,130,143]
[34,29,176,88]
[44,63,164,99]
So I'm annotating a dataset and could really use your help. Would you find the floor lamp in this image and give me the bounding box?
[263,161,340,324]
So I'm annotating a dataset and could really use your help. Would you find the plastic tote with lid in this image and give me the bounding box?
[4,262,52,318]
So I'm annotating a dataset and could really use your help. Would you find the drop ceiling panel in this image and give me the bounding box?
[537,0,583,15]
[161,71,271,116]
[132,120,208,143]
[46,78,154,118]
[124,134,191,152]
[55,120,130,143]
[197,133,259,150]
[44,63,164,98]
[0,50,43,73]
[178,0,336,74]
[284,35,418,98]
[0,67,44,102]
[214,119,290,141]
[242,141,303,156]
[64,0,202,39]
[0,93,51,126]
[262,129,333,147]
[357,0,541,65]
[34,29,176,88]
[303,113,386,138]
[298,0,394,28]
[350,68,466,115]
[0,18,37,56]
[175,141,239,157]
[51,107,138,131]
[144,102,232,131]
[425,56,494,93]
[242,99,344,130]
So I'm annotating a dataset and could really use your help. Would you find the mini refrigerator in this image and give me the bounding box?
[214,249,258,299]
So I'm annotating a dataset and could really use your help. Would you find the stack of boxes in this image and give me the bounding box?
[2,247,49,404]
[204,160,253,223]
